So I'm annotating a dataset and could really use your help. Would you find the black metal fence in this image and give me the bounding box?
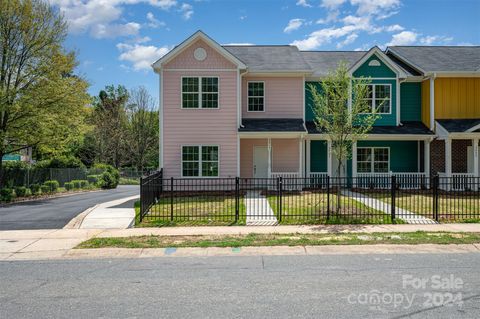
[139,173,480,224]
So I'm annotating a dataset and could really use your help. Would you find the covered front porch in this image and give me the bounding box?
[238,119,306,179]
[306,121,435,189]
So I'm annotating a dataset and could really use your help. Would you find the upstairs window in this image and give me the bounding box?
[363,84,391,114]
[357,147,390,173]
[182,77,218,108]
[182,145,219,177]
[248,82,264,112]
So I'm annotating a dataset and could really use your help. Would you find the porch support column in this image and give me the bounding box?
[445,138,452,178]
[424,139,430,188]
[352,141,357,187]
[473,138,479,178]
[306,139,311,178]
[327,140,333,177]
[299,136,304,177]
[267,138,272,178]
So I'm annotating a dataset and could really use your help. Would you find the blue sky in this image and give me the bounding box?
[52,0,480,101]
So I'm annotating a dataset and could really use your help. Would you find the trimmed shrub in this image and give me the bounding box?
[87,175,99,184]
[0,188,14,202]
[71,180,82,189]
[43,180,59,193]
[80,180,89,188]
[30,184,41,195]
[40,185,50,194]
[64,182,74,191]
[92,164,120,185]
[14,186,28,197]
[99,171,117,189]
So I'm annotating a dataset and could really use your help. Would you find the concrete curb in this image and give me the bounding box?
[3,244,479,261]
[63,205,99,229]
[0,189,105,207]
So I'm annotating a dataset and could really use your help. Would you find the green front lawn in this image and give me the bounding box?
[138,196,246,227]
[267,191,395,225]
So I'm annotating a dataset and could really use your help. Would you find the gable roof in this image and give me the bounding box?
[300,51,365,77]
[239,119,306,132]
[223,45,312,72]
[436,119,480,133]
[386,46,480,74]
[152,30,247,70]
[348,46,408,78]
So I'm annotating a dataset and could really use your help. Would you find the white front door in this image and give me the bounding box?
[253,146,269,178]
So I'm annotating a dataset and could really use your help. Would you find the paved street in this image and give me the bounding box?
[0,186,139,230]
[0,253,479,318]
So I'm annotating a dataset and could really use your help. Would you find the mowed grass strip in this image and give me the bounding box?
[76,231,480,249]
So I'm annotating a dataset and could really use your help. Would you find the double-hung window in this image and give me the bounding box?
[363,84,391,114]
[357,147,389,173]
[248,82,264,112]
[182,77,218,108]
[182,145,219,177]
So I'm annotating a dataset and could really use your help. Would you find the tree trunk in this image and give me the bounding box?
[0,155,4,189]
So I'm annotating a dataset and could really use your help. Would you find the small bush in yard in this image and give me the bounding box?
[99,171,117,189]
[1,188,14,202]
[87,175,99,184]
[71,180,82,189]
[80,180,89,188]
[64,182,74,191]
[40,185,50,194]
[30,184,41,194]
[43,180,59,193]
[14,186,28,197]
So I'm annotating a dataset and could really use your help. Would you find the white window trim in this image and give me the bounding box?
[357,147,390,173]
[180,76,220,109]
[360,83,392,115]
[181,145,220,178]
[247,81,265,112]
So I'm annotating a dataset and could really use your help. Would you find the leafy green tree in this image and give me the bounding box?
[92,85,129,168]
[126,86,159,171]
[309,63,379,212]
[0,0,89,186]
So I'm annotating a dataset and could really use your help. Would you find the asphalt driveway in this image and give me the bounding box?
[0,185,139,230]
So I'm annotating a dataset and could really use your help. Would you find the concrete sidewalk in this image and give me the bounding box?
[1,224,479,261]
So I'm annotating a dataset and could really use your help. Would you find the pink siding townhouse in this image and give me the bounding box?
[152,31,480,187]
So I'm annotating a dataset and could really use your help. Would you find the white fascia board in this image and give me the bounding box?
[363,134,434,141]
[152,30,247,70]
[348,46,408,78]
[238,132,304,139]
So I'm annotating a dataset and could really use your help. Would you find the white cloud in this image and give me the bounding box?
[321,0,346,9]
[180,3,194,20]
[284,19,304,33]
[350,0,401,17]
[336,33,358,48]
[91,22,141,39]
[146,12,166,28]
[49,0,191,38]
[386,31,418,46]
[420,35,453,45]
[223,43,254,46]
[296,0,312,7]
[385,24,404,32]
[117,43,171,70]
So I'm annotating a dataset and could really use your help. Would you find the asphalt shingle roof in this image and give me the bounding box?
[223,46,312,72]
[239,119,306,132]
[300,51,366,77]
[436,119,480,133]
[305,121,434,135]
[387,46,480,73]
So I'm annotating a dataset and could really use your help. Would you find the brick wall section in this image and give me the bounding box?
[430,139,471,175]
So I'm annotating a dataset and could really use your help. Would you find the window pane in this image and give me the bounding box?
[182,146,199,161]
[375,98,390,113]
[366,85,373,99]
[182,161,199,176]
[248,82,264,97]
[202,162,219,177]
[374,162,389,173]
[374,148,388,161]
[358,162,371,173]
[248,97,264,111]
[182,93,199,108]
[357,148,371,162]
[182,77,199,93]
[202,77,218,93]
[202,93,218,108]
[375,85,390,99]
[202,146,218,161]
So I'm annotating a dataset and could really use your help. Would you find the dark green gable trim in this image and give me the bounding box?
[310,140,328,172]
[352,54,396,78]
[400,82,421,121]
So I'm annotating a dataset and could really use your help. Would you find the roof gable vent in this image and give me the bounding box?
[368,59,381,66]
